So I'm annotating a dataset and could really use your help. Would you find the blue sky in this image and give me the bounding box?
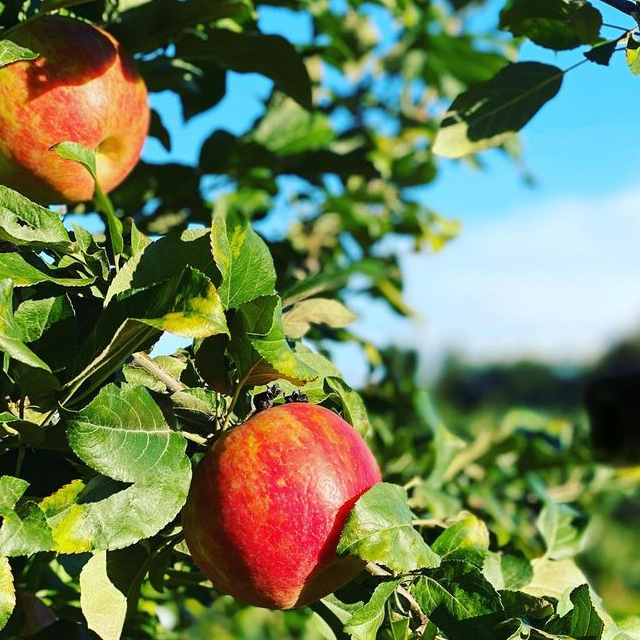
[146,2,640,385]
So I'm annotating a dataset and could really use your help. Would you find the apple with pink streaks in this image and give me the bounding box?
[0,15,149,204]
[182,402,382,609]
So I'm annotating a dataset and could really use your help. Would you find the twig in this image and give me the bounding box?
[365,562,430,637]
[131,352,186,393]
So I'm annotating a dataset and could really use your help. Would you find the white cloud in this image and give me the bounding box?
[352,185,640,370]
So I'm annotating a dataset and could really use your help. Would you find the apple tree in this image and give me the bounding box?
[0,0,637,638]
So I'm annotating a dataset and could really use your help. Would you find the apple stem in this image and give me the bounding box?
[365,562,430,636]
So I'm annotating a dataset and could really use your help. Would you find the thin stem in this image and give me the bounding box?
[222,382,244,430]
[603,21,632,30]
[131,352,186,393]
[365,562,430,637]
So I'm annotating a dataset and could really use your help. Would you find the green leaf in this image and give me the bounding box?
[28,384,194,552]
[0,39,37,68]
[113,0,254,54]
[337,483,440,572]
[211,203,276,309]
[324,377,370,437]
[412,560,503,638]
[69,267,228,401]
[67,383,188,482]
[15,295,74,344]
[483,551,533,591]
[52,141,123,257]
[179,30,312,110]
[500,0,602,50]
[283,298,356,339]
[546,584,604,639]
[0,476,54,557]
[252,97,334,155]
[523,557,588,601]
[79,552,127,640]
[433,62,562,158]
[0,412,44,446]
[229,295,318,386]
[0,186,70,250]
[584,38,619,66]
[431,515,489,568]
[537,502,586,560]
[626,37,640,75]
[105,228,218,305]
[0,280,51,371]
[0,252,94,288]
[0,555,15,631]
[499,590,553,621]
[344,580,401,640]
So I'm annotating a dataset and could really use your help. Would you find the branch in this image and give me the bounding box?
[131,352,186,394]
[597,0,639,17]
[365,562,430,637]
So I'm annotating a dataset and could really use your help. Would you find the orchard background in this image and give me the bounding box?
[1,0,640,638]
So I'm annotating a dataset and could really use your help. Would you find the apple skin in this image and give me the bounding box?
[0,15,149,204]
[182,402,382,609]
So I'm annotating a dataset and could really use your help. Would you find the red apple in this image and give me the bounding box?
[0,15,149,204]
[182,402,381,609]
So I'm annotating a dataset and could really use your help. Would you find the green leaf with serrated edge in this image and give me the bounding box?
[0,555,15,631]
[431,515,489,568]
[0,481,54,556]
[344,580,401,640]
[412,560,503,638]
[68,267,228,401]
[0,253,94,288]
[500,0,602,50]
[283,298,356,339]
[537,502,586,560]
[211,202,276,309]
[72,224,109,281]
[26,385,193,552]
[324,377,370,437]
[230,295,317,386]
[337,483,440,572]
[626,37,640,75]
[79,552,126,640]
[499,590,553,620]
[171,388,222,423]
[483,551,533,591]
[67,384,187,483]
[178,30,312,110]
[0,39,37,68]
[523,557,588,601]
[252,97,333,154]
[0,186,70,250]
[105,228,217,305]
[546,584,604,639]
[0,280,51,371]
[433,62,562,158]
[15,295,73,344]
[52,141,123,257]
